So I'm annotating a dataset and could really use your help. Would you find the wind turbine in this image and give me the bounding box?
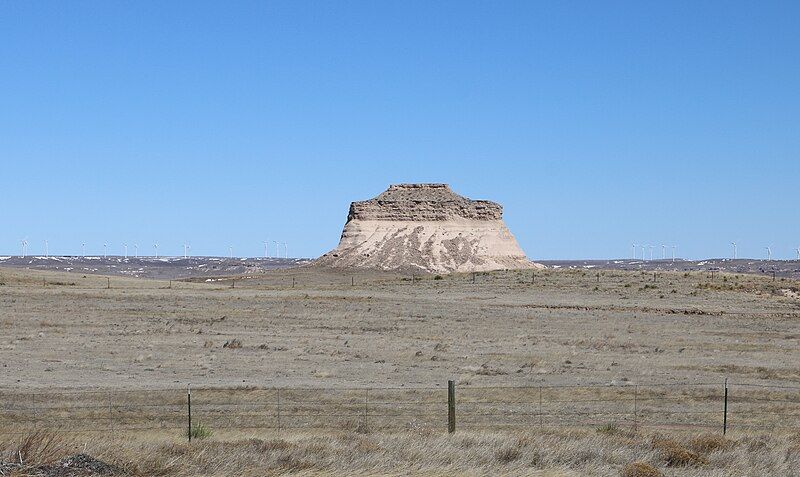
[796,247,800,260]
[671,245,677,263]
[183,243,190,259]
[153,243,159,259]
[631,243,637,260]
[123,243,128,259]
[103,242,108,258]
[264,241,269,259]
[284,242,288,259]
[274,240,279,259]
[640,245,646,261]
[229,246,233,259]
[21,239,28,258]
[731,242,737,260]
[661,244,666,260]
[766,246,772,261]
[134,244,138,258]
[81,242,86,258]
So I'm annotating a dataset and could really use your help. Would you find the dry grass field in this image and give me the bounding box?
[1,265,799,475]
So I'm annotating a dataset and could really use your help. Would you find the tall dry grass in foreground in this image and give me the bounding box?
[1,428,798,476]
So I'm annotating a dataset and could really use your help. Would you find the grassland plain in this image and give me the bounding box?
[0,265,798,475]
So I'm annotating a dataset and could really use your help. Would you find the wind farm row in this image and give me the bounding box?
[631,243,800,261]
[15,240,292,260]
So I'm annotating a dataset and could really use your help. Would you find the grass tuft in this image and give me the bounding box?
[186,423,213,440]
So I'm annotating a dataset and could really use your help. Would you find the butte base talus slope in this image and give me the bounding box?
[316,184,541,273]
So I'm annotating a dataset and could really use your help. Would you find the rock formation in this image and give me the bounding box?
[316,184,540,273]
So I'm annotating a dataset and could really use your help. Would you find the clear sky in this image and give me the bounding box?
[1,1,798,260]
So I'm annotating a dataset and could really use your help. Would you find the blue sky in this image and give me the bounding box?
[1,1,798,259]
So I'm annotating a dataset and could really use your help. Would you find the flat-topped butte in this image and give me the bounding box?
[348,184,503,222]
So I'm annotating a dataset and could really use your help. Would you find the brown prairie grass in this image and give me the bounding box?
[2,429,799,476]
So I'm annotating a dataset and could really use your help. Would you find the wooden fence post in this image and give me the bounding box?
[448,380,456,434]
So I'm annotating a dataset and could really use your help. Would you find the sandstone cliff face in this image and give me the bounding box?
[316,184,540,274]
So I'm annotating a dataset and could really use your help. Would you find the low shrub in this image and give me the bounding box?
[621,462,663,477]
[652,438,707,467]
[223,339,242,349]
[688,434,731,454]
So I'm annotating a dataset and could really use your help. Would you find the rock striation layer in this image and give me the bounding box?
[316,184,540,273]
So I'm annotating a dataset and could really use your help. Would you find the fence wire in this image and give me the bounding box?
[0,381,797,436]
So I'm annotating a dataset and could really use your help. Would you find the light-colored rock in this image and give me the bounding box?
[316,184,541,273]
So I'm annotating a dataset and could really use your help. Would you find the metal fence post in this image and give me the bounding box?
[448,380,456,434]
[276,388,281,430]
[538,384,543,429]
[723,378,728,435]
[187,384,192,443]
[633,384,638,432]
[364,389,369,431]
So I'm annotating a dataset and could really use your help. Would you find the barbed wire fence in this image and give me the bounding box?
[1,380,797,440]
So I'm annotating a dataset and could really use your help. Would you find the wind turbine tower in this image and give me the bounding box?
[274,241,279,259]
[184,243,190,259]
[631,243,637,260]
[284,242,288,259]
[661,244,666,260]
[264,241,269,259]
[796,247,800,260]
[732,242,737,260]
[103,242,108,258]
[134,244,138,258]
[82,242,86,257]
[672,245,677,262]
[229,246,233,259]
[153,243,159,259]
[21,240,28,258]
[766,246,772,261]
[640,245,646,261]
